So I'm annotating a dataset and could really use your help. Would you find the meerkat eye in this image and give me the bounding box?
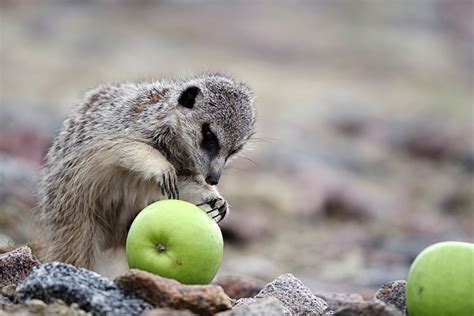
[201,123,220,157]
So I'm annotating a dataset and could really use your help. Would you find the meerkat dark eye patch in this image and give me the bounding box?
[178,86,200,109]
[201,123,220,157]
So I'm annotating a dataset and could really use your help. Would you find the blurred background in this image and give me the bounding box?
[1,0,473,296]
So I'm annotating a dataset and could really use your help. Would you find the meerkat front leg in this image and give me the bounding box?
[113,141,179,199]
[179,177,229,222]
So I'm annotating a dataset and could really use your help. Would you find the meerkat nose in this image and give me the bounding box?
[205,174,219,186]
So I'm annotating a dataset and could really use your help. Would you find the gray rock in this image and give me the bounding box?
[253,273,328,315]
[315,291,403,316]
[0,246,41,287]
[16,262,152,315]
[220,297,289,315]
[331,299,402,316]
[4,299,92,315]
[374,280,407,315]
[315,292,365,311]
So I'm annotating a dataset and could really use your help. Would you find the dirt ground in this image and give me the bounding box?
[1,0,473,296]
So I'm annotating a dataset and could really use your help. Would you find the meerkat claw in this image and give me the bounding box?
[196,198,216,207]
[161,174,169,198]
[159,175,166,196]
[167,175,174,199]
[217,202,227,222]
[196,198,226,222]
[207,201,227,223]
[173,180,179,199]
[207,206,220,213]
[212,210,226,223]
[160,172,179,199]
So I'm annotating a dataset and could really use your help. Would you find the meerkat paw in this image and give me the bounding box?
[197,196,229,223]
[155,165,179,199]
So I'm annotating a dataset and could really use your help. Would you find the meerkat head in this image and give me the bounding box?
[172,74,256,185]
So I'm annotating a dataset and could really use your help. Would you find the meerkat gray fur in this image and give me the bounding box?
[36,74,256,276]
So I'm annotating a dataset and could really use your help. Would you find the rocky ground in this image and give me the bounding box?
[0,1,473,314]
[1,246,407,315]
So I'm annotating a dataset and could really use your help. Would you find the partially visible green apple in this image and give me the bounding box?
[406,241,474,316]
[126,200,224,284]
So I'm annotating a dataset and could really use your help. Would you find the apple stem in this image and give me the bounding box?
[156,243,166,253]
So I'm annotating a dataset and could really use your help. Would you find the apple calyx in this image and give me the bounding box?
[156,243,167,253]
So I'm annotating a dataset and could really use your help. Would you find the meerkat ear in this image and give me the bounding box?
[178,86,200,109]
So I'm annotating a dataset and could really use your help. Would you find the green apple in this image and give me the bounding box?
[126,200,224,284]
[406,241,474,316]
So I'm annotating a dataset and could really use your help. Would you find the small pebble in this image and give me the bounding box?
[1,284,16,299]
[25,298,47,313]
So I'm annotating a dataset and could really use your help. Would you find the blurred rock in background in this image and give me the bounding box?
[0,0,472,294]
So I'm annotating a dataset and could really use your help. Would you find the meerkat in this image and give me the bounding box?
[36,74,256,277]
